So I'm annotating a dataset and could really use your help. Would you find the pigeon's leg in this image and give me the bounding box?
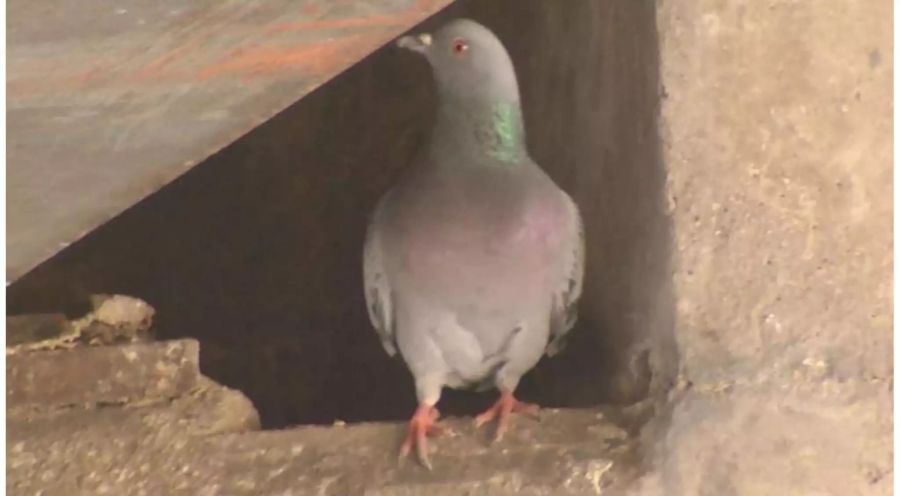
[398,403,444,470]
[474,388,539,442]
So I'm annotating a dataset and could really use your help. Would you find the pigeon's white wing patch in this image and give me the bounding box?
[546,194,584,356]
[363,196,397,356]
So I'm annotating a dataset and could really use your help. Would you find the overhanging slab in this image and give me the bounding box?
[7,0,452,281]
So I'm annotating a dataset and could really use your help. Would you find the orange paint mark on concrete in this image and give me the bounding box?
[74,66,109,85]
[136,51,184,80]
[7,80,45,97]
[7,1,455,96]
[134,32,214,81]
[9,64,109,97]
[414,0,440,12]
[266,15,403,34]
[196,32,383,81]
[266,0,448,34]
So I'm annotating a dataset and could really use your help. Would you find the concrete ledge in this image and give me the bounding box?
[6,335,640,494]
[7,339,200,410]
[8,378,261,495]
[7,407,637,495]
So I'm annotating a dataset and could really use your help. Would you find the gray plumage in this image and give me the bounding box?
[364,19,584,409]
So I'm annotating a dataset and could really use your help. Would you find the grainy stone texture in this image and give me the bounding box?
[75,294,156,345]
[7,339,199,411]
[637,1,893,494]
[5,335,638,495]
[8,405,636,495]
[8,376,260,496]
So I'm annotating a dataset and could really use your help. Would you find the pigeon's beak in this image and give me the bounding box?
[396,33,433,55]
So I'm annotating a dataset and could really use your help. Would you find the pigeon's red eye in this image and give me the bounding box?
[451,38,469,56]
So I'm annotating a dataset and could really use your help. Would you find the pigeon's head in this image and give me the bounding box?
[397,19,519,105]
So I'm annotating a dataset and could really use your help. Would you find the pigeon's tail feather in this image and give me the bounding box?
[449,325,521,390]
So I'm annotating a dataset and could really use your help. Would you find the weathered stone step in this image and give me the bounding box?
[8,405,636,495]
[8,375,261,495]
[7,339,200,411]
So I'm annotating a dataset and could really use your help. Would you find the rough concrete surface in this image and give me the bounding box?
[638,1,893,494]
[7,339,199,411]
[8,377,260,495]
[8,401,637,495]
[6,335,639,495]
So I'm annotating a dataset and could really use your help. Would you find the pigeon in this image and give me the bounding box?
[363,18,584,469]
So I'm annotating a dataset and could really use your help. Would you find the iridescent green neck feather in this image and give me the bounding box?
[489,102,524,162]
[432,97,526,167]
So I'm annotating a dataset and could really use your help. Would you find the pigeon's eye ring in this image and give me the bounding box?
[451,38,469,56]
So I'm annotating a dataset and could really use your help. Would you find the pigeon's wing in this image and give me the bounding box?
[363,195,398,356]
[545,195,585,356]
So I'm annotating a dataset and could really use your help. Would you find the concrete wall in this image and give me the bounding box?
[637,1,893,494]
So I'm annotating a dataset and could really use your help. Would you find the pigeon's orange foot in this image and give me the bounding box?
[474,389,539,442]
[399,403,444,470]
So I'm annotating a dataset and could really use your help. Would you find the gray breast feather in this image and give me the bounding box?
[545,194,585,357]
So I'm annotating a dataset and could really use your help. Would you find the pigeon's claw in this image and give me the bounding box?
[399,404,444,470]
[474,389,539,443]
